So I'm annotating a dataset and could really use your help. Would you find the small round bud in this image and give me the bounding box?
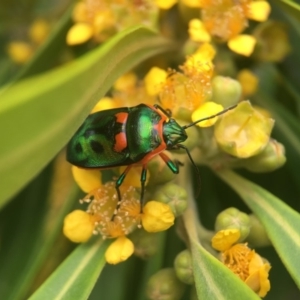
[243,139,286,173]
[154,183,188,217]
[247,214,271,247]
[174,250,194,285]
[129,229,159,259]
[215,207,250,242]
[253,21,291,62]
[146,268,185,300]
[212,76,241,107]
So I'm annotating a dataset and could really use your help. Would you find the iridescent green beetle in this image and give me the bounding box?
[67,103,235,204]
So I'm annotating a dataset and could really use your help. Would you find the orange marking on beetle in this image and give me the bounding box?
[114,132,127,152]
[115,112,128,124]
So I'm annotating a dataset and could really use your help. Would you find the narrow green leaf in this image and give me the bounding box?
[29,238,111,300]
[276,0,300,20]
[0,26,175,207]
[178,167,260,300]
[8,185,81,300]
[217,169,300,288]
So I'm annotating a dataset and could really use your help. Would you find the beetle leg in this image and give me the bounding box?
[159,152,179,174]
[153,104,172,118]
[140,165,147,213]
[113,165,132,218]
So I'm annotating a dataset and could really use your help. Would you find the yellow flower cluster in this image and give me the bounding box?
[66,0,158,45]
[63,167,174,264]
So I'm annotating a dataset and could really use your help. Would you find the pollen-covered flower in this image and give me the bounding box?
[212,229,271,297]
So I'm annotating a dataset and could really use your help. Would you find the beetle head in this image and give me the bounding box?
[163,119,187,148]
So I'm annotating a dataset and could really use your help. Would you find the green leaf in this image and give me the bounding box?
[0,26,175,207]
[276,0,300,21]
[217,169,300,288]
[29,238,111,300]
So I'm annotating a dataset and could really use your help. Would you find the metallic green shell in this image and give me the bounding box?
[66,104,164,168]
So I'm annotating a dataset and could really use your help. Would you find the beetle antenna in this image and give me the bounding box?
[182,103,237,130]
[176,144,201,199]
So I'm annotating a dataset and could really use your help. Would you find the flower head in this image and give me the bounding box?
[212,229,271,297]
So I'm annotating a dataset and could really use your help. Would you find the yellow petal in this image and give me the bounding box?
[188,19,211,43]
[91,97,121,113]
[155,0,178,10]
[63,210,94,243]
[246,253,271,297]
[191,102,224,127]
[237,69,259,96]
[105,236,134,264]
[248,1,271,22]
[114,72,137,91]
[144,67,167,96]
[211,229,241,251]
[182,0,203,8]
[142,201,174,232]
[228,35,257,57]
[66,23,93,45]
[72,166,102,193]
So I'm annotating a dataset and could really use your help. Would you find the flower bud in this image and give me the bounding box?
[215,207,250,242]
[247,214,271,247]
[253,21,291,62]
[212,76,242,107]
[154,183,188,217]
[146,268,186,300]
[214,101,274,158]
[174,250,194,285]
[129,229,159,259]
[243,139,286,173]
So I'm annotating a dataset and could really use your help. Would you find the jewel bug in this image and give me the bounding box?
[66,103,236,208]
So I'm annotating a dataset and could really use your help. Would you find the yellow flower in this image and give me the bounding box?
[191,102,224,128]
[142,201,175,232]
[144,67,168,96]
[63,210,96,243]
[90,97,122,113]
[228,34,257,57]
[212,229,271,297]
[214,101,274,158]
[105,236,134,264]
[71,166,102,193]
